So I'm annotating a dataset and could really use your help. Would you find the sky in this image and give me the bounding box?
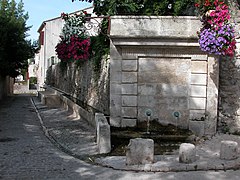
[16,0,92,40]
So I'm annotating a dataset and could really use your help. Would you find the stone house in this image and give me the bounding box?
[28,58,37,78]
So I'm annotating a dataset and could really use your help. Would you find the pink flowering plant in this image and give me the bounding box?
[195,0,236,57]
[55,11,90,62]
[56,35,90,61]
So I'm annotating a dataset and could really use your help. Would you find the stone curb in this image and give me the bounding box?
[30,97,240,172]
[95,156,240,172]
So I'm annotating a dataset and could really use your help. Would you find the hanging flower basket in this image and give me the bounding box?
[55,11,91,62]
[195,0,236,57]
[199,24,236,56]
[56,36,90,62]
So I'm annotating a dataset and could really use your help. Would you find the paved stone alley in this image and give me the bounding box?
[1,95,240,179]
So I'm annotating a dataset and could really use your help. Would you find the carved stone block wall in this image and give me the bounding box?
[110,16,219,135]
[218,8,240,134]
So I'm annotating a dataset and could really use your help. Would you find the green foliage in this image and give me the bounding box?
[0,0,35,78]
[59,60,68,73]
[56,12,90,62]
[79,17,109,74]
[61,12,87,42]
[73,0,196,16]
[93,0,142,16]
[173,0,196,16]
[29,77,37,84]
[90,32,109,72]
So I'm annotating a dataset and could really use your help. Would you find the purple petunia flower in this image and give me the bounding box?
[199,23,235,56]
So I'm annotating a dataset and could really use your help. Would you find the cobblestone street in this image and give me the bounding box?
[1,95,240,180]
[0,95,164,180]
[0,95,89,179]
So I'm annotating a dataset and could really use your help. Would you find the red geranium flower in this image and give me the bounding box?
[195,3,200,7]
[204,0,211,6]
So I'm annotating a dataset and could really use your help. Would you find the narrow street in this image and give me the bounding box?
[1,95,240,179]
[0,95,88,179]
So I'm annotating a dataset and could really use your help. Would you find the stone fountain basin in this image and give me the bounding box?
[110,122,194,155]
[111,130,190,141]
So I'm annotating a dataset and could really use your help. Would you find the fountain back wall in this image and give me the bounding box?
[109,16,219,136]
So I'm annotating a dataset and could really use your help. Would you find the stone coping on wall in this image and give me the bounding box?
[110,16,201,40]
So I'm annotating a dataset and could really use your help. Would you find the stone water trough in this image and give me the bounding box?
[107,15,220,156]
[38,86,194,156]
[110,120,195,155]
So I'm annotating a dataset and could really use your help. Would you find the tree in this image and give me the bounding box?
[0,0,35,78]
[72,0,196,16]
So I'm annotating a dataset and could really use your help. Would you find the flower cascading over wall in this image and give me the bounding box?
[55,11,90,62]
[195,0,236,57]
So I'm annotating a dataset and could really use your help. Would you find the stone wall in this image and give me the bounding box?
[0,76,14,101]
[218,7,240,134]
[46,58,110,115]
[109,16,219,136]
[0,76,4,100]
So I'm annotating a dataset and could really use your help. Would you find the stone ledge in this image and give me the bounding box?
[110,16,201,39]
[95,155,240,172]
[112,38,200,47]
[37,90,61,108]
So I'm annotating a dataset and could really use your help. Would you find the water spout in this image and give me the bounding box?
[147,116,150,134]
[145,109,153,134]
[173,111,181,132]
